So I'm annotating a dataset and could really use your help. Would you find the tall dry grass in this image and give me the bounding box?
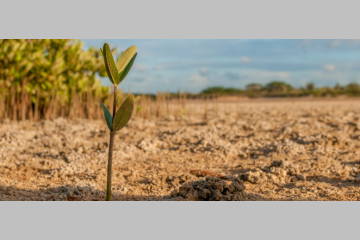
[0,87,245,123]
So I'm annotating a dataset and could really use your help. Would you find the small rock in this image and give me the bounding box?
[0,180,7,191]
[354,176,360,182]
[297,175,306,181]
[77,147,84,154]
[51,187,61,193]
[348,176,355,181]
[171,190,178,197]
[282,126,293,135]
[67,195,81,201]
[290,176,298,182]
[245,171,264,184]
[185,193,196,200]
[269,174,279,183]
[279,169,287,177]
[66,187,75,195]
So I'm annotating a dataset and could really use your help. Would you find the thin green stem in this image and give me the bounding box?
[106,131,115,201]
[106,86,117,201]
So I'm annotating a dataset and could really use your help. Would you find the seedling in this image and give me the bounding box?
[99,43,137,201]
[180,108,185,116]
[137,105,142,113]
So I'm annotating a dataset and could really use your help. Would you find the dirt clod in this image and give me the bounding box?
[171,176,245,201]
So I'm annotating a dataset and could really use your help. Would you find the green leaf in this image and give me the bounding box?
[103,43,118,85]
[112,95,134,131]
[116,46,137,74]
[99,101,113,130]
[118,52,137,84]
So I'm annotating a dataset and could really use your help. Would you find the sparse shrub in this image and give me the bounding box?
[137,105,142,113]
[306,82,314,91]
[345,83,360,96]
[0,39,111,121]
[266,81,293,93]
[180,108,185,116]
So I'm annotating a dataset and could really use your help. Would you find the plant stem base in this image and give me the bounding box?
[106,131,115,201]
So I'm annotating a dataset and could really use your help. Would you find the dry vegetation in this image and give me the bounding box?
[1,97,360,201]
[0,87,191,121]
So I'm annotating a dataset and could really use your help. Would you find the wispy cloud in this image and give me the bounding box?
[323,64,335,72]
[132,77,145,82]
[328,40,341,48]
[153,65,165,71]
[185,74,209,91]
[224,71,240,81]
[260,71,290,78]
[133,64,148,72]
[241,56,251,63]
[199,67,210,76]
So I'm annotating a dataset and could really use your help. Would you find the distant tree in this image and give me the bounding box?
[246,83,263,91]
[266,81,292,92]
[346,83,359,88]
[306,82,314,90]
[201,87,225,94]
[224,87,242,94]
[345,83,360,96]
[201,86,242,95]
[333,83,343,95]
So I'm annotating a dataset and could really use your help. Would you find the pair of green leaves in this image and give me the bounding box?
[99,94,134,132]
[99,43,137,132]
[100,43,137,86]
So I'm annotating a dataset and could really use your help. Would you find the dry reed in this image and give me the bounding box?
[0,86,240,122]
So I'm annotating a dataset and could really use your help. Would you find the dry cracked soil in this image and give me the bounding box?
[1,99,360,201]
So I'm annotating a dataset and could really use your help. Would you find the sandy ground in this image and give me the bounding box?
[1,99,360,201]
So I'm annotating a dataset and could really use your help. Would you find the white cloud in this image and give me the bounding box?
[347,39,360,46]
[241,56,251,63]
[132,77,145,82]
[199,67,209,76]
[154,65,165,71]
[260,71,290,78]
[224,71,240,81]
[134,64,148,72]
[186,74,209,88]
[328,40,341,48]
[304,70,353,86]
[299,39,312,50]
[323,64,335,72]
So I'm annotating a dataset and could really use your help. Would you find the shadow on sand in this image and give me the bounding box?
[0,184,274,201]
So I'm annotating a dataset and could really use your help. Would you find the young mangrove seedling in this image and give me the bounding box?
[99,43,137,201]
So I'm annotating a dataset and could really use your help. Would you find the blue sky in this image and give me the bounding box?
[83,39,360,93]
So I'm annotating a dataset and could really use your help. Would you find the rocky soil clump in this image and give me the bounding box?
[170,176,245,201]
[242,160,306,184]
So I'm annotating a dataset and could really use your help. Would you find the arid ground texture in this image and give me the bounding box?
[1,99,360,201]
